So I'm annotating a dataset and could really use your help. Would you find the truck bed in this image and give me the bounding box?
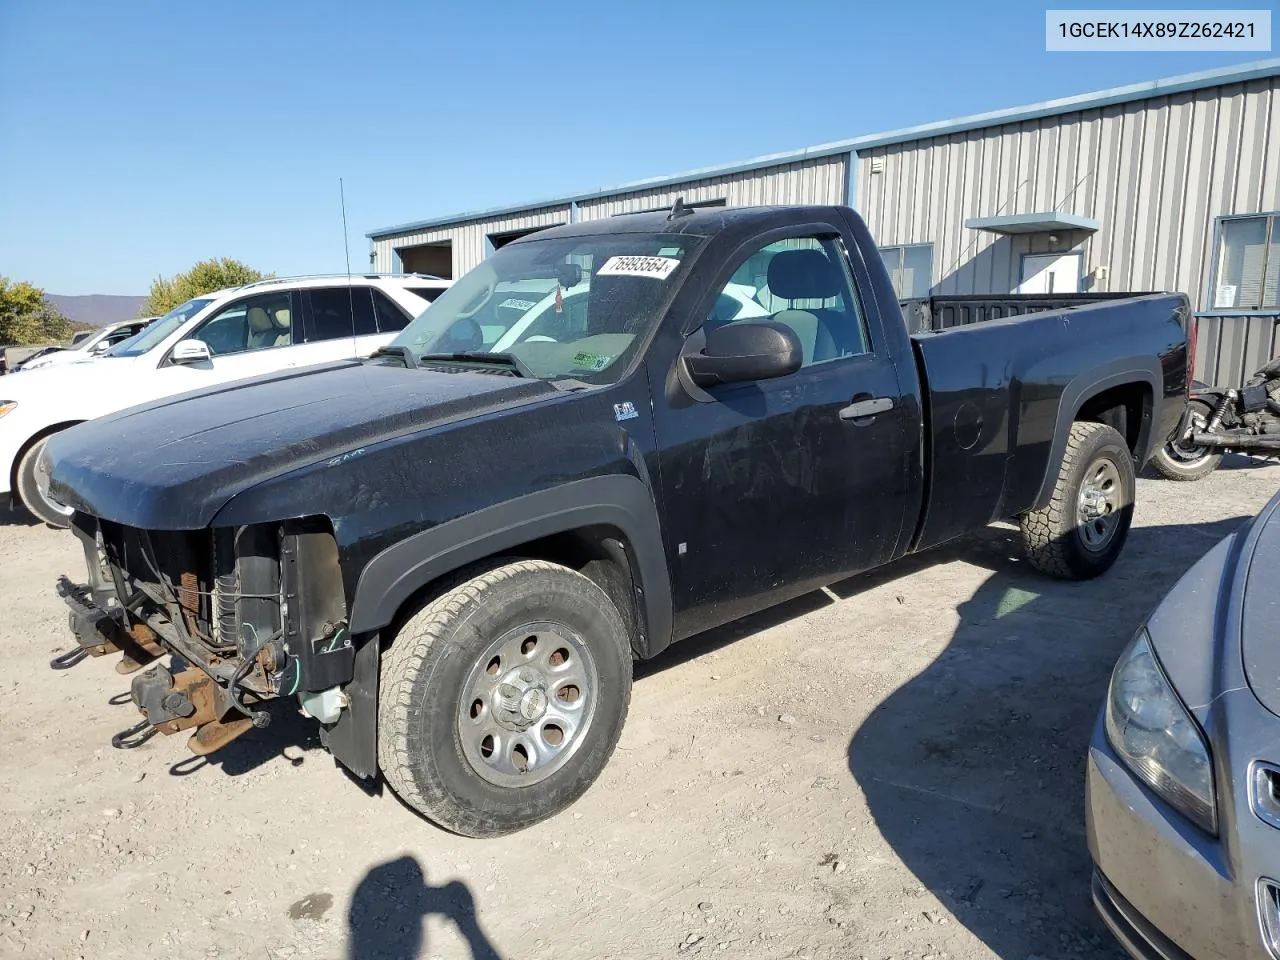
[899,292,1158,335]
[907,293,1190,554]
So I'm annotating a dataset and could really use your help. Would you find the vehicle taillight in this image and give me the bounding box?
[1186,315,1197,392]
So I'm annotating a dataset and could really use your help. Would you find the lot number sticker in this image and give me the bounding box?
[597,255,680,279]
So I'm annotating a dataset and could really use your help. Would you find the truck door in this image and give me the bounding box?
[652,228,915,639]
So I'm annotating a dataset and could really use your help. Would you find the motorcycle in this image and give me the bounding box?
[1152,356,1280,481]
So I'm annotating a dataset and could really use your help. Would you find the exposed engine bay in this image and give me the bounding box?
[52,515,371,767]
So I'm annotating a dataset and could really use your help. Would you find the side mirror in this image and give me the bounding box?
[89,341,111,355]
[171,339,212,365]
[684,321,802,388]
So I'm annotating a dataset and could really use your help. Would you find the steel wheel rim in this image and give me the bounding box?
[457,620,598,788]
[1077,457,1124,552]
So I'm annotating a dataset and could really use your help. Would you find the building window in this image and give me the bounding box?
[879,244,934,299]
[1212,214,1280,310]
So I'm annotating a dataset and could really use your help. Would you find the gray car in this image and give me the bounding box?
[1088,486,1280,959]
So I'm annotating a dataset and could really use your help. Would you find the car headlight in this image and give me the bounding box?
[1106,628,1217,834]
[0,401,16,419]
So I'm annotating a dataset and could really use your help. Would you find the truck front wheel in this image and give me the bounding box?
[1020,422,1135,580]
[377,559,633,837]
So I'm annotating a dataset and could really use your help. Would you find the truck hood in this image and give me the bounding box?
[44,360,556,529]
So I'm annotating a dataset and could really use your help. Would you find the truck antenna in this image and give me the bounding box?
[668,196,695,221]
[340,177,357,354]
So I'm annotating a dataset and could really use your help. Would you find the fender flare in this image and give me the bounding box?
[1032,357,1162,510]
[347,474,674,658]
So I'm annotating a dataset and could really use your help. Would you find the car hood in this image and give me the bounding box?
[44,360,556,529]
[4,354,136,388]
[1241,492,1280,718]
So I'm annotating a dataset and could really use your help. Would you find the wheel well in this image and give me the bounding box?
[381,525,646,658]
[9,420,83,506]
[1075,383,1151,456]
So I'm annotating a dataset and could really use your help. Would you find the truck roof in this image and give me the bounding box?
[510,204,851,243]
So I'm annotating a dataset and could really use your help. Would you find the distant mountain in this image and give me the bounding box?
[47,294,147,327]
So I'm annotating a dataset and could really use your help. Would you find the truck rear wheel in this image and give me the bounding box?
[377,559,632,837]
[1020,422,1135,580]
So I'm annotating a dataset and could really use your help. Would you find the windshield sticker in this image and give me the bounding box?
[572,351,612,372]
[596,255,680,280]
[498,298,538,311]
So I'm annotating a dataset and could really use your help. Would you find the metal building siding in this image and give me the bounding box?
[576,155,847,220]
[369,157,846,273]
[372,205,571,274]
[1194,312,1280,387]
[857,76,1280,306]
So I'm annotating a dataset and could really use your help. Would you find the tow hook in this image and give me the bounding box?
[109,664,256,756]
[49,647,90,670]
[111,717,157,749]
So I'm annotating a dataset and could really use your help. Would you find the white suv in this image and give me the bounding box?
[0,274,449,525]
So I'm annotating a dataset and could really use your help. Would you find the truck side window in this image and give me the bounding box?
[707,236,869,366]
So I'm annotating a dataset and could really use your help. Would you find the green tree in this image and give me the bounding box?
[141,258,271,315]
[0,277,73,345]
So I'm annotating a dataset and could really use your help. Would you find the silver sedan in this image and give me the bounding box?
[1088,486,1280,959]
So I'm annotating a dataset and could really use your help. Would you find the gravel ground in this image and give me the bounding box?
[1,457,1277,960]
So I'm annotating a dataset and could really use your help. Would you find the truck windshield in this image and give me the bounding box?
[107,298,212,358]
[391,233,703,383]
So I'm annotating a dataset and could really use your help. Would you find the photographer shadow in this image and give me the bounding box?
[347,855,502,960]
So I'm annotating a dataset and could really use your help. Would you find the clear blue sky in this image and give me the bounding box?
[0,0,1264,295]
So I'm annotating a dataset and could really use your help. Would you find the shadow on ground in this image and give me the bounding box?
[346,855,501,960]
[163,702,324,777]
[635,525,1037,680]
[847,516,1248,958]
[0,503,40,527]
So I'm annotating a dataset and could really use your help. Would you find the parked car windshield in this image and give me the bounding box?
[107,298,212,357]
[391,233,703,383]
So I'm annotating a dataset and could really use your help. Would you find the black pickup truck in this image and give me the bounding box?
[43,203,1189,837]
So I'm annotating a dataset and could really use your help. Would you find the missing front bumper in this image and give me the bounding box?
[55,576,259,756]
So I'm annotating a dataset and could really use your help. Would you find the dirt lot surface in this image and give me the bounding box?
[2,458,1277,960]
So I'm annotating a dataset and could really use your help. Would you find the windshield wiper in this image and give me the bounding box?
[418,351,534,379]
[368,345,418,369]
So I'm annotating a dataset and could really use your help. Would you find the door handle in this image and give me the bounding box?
[839,396,895,421]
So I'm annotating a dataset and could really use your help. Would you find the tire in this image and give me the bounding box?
[377,558,633,837]
[1020,422,1136,580]
[1149,400,1222,481]
[15,436,73,528]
